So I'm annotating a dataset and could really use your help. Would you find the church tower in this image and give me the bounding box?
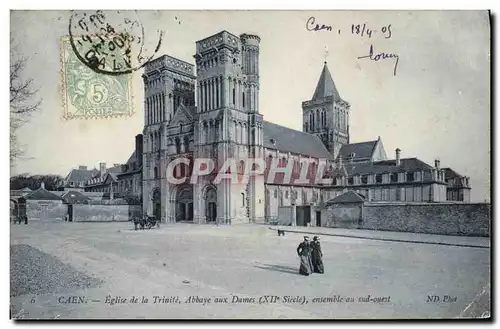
[193,31,265,225]
[302,62,350,159]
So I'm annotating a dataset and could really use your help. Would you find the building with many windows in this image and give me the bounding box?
[137,30,471,226]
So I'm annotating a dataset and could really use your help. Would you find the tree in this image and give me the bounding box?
[10,44,42,169]
[10,174,64,191]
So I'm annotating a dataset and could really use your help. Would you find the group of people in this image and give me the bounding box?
[296,235,324,276]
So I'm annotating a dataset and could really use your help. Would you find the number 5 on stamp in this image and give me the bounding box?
[59,36,134,120]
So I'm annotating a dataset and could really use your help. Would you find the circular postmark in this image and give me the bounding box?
[68,10,163,75]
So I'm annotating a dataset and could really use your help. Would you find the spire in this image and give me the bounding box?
[312,62,341,101]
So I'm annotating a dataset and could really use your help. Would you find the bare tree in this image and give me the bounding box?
[10,45,42,169]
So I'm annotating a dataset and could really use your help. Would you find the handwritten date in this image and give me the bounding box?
[306,17,392,39]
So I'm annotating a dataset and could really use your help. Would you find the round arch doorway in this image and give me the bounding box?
[204,186,217,222]
[176,185,193,222]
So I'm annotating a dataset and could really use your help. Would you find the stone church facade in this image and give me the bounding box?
[140,30,471,225]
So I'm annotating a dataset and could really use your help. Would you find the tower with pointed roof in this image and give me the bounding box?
[302,62,350,159]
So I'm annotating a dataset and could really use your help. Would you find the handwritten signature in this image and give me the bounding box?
[357,44,399,76]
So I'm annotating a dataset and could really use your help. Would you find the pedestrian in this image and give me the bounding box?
[311,236,324,274]
[296,236,313,276]
[24,215,28,225]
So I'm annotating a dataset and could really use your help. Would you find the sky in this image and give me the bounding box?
[9,10,490,202]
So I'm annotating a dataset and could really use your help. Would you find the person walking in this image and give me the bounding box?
[296,236,313,276]
[311,236,324,274]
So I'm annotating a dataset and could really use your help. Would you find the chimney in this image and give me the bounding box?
[395,148,401,166]
[113,163,121,168]
[434,159,440,169]
[136,134,144,167]
[99,162,106,176]
[78,165,87,170]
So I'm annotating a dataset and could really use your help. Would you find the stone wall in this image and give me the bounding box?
[322,203,362,229]
[361,202,490,237]
[72,204,142,222]
[27,200,66,220]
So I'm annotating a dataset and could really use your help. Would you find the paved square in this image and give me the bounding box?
[10,221,490,319]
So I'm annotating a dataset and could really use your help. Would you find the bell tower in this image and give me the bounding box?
[302,61,350,159]
[192,31,264,224]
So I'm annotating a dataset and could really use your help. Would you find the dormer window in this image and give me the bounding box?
[350,152,356,158]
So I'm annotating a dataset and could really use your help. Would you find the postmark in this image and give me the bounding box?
[68,10,163,75]
[60,36,133,119]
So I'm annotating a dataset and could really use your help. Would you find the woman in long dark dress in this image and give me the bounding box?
[311,236,324,274]
[296,236,313,276]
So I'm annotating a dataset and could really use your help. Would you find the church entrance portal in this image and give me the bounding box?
[176,185,193,222]
[205,186,217,222]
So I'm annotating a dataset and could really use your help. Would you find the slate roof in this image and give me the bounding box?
[25,188,62,201]
[312,63,342,101]
[443,168,462,180]
[327,191,365,204]
[126,151,136,164]
[107,172,119,181]
[65,168,99,185]
[62,190,91,204]
[82,192,105,200]
[107,165,123,174]
[339,140,378,161]
[262,121,333,159]
[344,158,435,176]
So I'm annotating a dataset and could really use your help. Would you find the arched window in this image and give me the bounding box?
[239,160,245,175]
[316,110,320,129]
[242,92,245,108]
[233,88,236,105]
[154,167,158,179]
[184,136,190,152]
[175,137,181,154]
[241,192,245,206]
[267,154,273,170]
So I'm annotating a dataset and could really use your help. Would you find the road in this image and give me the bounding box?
[10,220,491,319]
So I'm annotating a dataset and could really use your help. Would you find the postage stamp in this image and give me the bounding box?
[60,35,134,119]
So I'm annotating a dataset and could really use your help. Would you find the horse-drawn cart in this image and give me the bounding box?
[133,216,160,230]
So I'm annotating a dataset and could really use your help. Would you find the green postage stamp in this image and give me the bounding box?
[60,36,133,119]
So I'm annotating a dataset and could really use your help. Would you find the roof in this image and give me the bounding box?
[107,172,119,181]
[327,191,365,204]
[443,168,462,180]
[25,188,62,201]
[339,140,378,161]
[312,63,341,101]
[82,192,105,199]
[344,158,435,176]
[184,105,196,117]
[263,121,333,159]
[65,168,98,184]
[62,190,91,204]
[107,165,123,174]
[126,151,136,165]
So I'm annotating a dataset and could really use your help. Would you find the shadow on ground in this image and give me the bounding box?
[254,263,301,275]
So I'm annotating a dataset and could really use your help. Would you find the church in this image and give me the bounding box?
[138,30,471,225]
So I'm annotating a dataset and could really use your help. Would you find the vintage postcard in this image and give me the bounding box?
[9,10,491,320]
